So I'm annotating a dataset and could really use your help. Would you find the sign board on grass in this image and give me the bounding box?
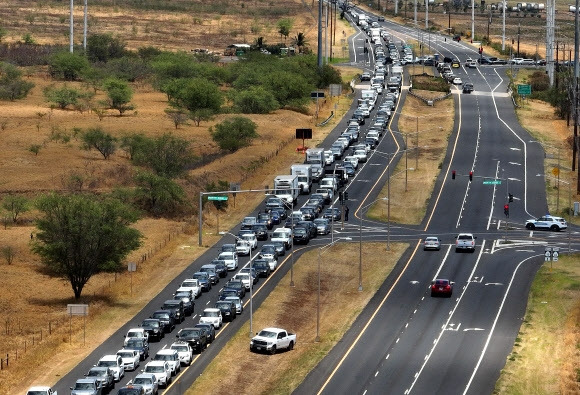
[517,84,531,95]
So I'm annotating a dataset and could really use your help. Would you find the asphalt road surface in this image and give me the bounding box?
[49,7,580,395]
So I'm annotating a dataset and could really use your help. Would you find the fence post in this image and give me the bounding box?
[49,321,51,335]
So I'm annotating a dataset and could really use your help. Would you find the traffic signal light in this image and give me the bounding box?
[508,193,513,202]
[469,171,473,181]
[478,47,483,55]
[504,204,509,217]
[339,191,344,204]
[344,192,349,201]
[452,170,456,180]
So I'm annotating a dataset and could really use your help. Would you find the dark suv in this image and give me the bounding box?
[173,290,194,315]
[150,310,177,333]
[176,328,207,353]
[214,300,237,322]
[251,223,269,241]
[161,300,185,323]
[210,259,228,278]
[140,318,164,341]
[293,227,310,244]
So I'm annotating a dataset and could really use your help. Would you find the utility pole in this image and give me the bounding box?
[471,0,475,42]
[69,0,74,53]
[517,23,520,57]
[487,10,491,42]
[414,0,417,25]
[83,0,88,51]
[318,0,323,68]
[574,0,579,173]
[395,0,398,15]
[425,0,429,30]
[502,0,506,50]
[547,0,555,86]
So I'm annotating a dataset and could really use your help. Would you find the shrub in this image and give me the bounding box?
[48,51,90,81]
[80,127,117,159]
[232,86,279,114]
[211,116,258,152]
[0,62,35,101]
[44,84,93,109]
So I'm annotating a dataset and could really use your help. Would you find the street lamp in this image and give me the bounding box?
[219,231,261,338]
[536,174,572,253]
[358,198,388,291]
[316,237,352,342]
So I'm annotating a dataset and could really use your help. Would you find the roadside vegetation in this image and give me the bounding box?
[495,254,580,394]
[187,242,409,394]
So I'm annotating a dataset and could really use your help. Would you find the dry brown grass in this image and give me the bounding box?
[495,254,580,394]
[367,94,454,224]
[185,242,408,395]
[512,69,580,223]
[0,2,363,392]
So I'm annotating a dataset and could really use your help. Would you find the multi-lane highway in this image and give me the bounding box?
[50,6,580,395]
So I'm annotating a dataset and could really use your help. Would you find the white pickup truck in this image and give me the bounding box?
[271,228,292,250]
[455,233,476,253]
[250,327,296,354]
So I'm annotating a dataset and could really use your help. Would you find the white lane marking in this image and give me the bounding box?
[497,220,502,230]
[206,301,210,305]
[509,162,521,166]
[463,328,485,332]
[432,245,452,280]
[516,249,535,252]
[375,371,379,377]
[410,280,419,284]
[509,147,521,151]
[386,354,390,359]
[407,240,486,394]
[192,314,197,319]
[484,282,504,286]
[462,254,539,394]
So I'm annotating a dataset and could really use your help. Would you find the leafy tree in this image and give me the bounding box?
[189,108,215,127]
[317,63,342,88]
[165,108,189,129]
[232,86,279,114]
[263,71,311,107]
[0,62,35,101]
[2,195,28,223]
[102,78,134,115]
[43,84,92,110]
[48,52,90,81]
[168,77,223,115]
[120,133,150,160]
[277,18,293,42]
[134,134,196,178]
[104,56,151,82]
[87,33,126,63]
[134,171,186,217]
[32,193,142,300]
[292,32,308,53]
[81,66,107,93]
[210,116,258,152]
[29,144,41,155]
[81,127,117,159]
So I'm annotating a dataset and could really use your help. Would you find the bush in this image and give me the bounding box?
[80,127,117,159]
[529,71,549,92]
[48,51,90,81]
[44,84,93,109]
[0,62,35,101]
[211,116,258,152]
[87,33,126,63]
[232,86,279,114]
[134,171,187,217]
[102,78,134,115]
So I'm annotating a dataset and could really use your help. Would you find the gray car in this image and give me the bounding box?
[70,378,103,395]
[199,264,219,284]
[130,373,159,395]
[313,218,331,235]
[84,366,113,392]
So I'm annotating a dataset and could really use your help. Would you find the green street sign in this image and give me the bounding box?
[483,180,502,185]
[208,196,228,201]
[517,84,531,95]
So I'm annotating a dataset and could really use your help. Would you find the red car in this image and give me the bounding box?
[431,279,454,297]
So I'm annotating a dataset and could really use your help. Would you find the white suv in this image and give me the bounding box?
[199,308,223,328]
[525,215,567,231]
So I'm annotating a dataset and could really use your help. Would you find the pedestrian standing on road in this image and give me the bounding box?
[344,205,349,221]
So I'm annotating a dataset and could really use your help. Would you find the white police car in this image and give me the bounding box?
[525,215,567,231]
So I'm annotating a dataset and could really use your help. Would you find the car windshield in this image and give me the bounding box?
[98,360,116,367]
[145,365,165,373]
[118,389,142,395]
[127,331,142,337]
[74,382,96,390]
[225,297,240,304]
[126,340,144,348]
[254,262,268,269]
[458,235,473,240]
[134,377,153,385]
[203,311,220,317]
[435,280,449,286]
[142,320,158,328]
[180,329,200,337]
[152,313,168,320]
[215,302,230,308]
[257,330,277,338]
[153,354,174,361]
[172,345,188,352]
[87,369,104,377]
[118,352,134,358]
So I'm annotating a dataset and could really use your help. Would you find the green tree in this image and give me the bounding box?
[165,108,189,129]
[87,33,126,63]
[81,127,117,159]
[232,86,279,114]
[134,171,186,217]
[120,133,151,160]
[210,116,258,152]
[0,62,35,101]
[169,77,223,115]
[135,134,196,178]
[43,84,91,110]
[277,18,293,43]
[292,32,308,53]
[189,108,215,127]
[263,71,311,107]
[48,52,90,81]
[32,193,142,300]
[102,78,134,115]
[2,195,28,223]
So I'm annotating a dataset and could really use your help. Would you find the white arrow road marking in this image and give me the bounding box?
[463,328,485,332]
[446,323,461,331]
[369,163,382,166]
[510,147,521,151]
[410,280,419,284]
[508,177,521,182]
[470,276,483,283]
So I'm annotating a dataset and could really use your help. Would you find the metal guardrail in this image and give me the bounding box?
[316,111,334,127]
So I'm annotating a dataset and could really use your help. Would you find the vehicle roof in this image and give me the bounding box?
[135,373,156,379]
[99,354,120,360]
[260,327,286,332]
[27,386,53,391]
[203,307,221,312]
[146,360,167,366]
[155,349,177,354]
[75,378,99,383]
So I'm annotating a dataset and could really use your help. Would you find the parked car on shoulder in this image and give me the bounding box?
[250,327,296,354]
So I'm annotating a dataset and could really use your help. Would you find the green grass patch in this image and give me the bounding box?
[411,74,449,92]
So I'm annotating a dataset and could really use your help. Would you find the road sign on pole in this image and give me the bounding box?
[517,84,531,95]
[544,247,552,262]
[208,196,228,201]
[552,247,559,262]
